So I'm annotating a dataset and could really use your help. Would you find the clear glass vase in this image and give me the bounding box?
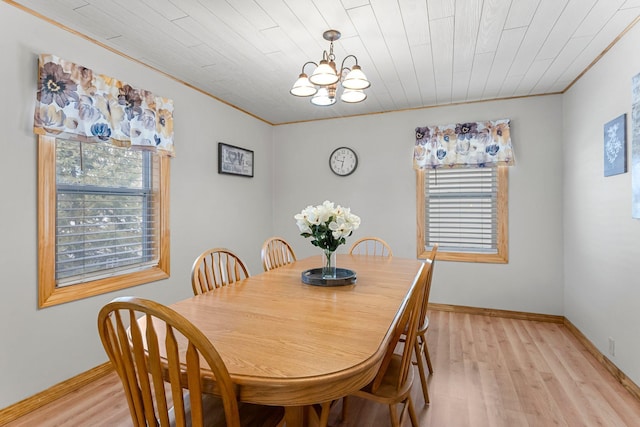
[322,249,337,279]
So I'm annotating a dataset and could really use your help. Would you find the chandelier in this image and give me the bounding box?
[290,29,371,106]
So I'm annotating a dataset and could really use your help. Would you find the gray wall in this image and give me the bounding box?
[272,96,565,315]
[563,20,640,388]
[0,3,273,408]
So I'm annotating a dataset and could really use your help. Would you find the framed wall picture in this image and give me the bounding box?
[632,73,640,218]
[218,142,254,177]
[604,114,627,177]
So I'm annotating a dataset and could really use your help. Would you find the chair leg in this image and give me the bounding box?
[406,396,419,427]
[418,331,433,375]
[317,401,331,427]
[414,341,430,404]
[423,335,434,374]
[341,396,348,421]
[389,403,400,427]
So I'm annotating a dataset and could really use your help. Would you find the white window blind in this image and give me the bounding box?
[55,140,159,286]
[424,167,498,254]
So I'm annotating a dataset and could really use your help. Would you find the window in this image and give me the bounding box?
[38,136,170,307]
[416,166,508,263]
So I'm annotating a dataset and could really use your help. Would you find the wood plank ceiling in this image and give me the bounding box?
[8,0,640,125]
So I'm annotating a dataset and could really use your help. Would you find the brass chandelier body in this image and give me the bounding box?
[290,30,371,106]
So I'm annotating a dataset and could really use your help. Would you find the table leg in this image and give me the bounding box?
[284,406,306,426]
[285,404,332,427]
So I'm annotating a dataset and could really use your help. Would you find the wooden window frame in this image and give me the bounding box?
[416,166,509,263]
[38,135,170,308]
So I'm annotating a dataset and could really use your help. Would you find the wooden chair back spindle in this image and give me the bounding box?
[417,244,438,339]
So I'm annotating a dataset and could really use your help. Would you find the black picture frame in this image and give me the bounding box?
[218,142,254,177]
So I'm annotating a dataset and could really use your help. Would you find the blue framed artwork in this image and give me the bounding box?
[632,73,640,218]
[604,114,627,177]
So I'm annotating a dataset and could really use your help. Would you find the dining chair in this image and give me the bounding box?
[97,296,285,427]
[318,261,430,427]
[405,243,438,405]
[348,236,393,257]
[352,260,428,427]
[261,237,297,271]
[191,248,250,295]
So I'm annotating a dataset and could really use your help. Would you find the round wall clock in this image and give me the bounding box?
[329,147,358,176]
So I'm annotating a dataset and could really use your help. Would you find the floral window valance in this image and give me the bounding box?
[34,54,174,156]
[413,119,514,169]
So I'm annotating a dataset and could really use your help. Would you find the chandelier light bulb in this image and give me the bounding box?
[309,60,340,86]
[340,89,367,103]
[311,87,336,106]
[290,73,317,97]
[342,65,371,90]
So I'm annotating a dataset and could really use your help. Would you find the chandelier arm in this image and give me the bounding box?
[338,67,349,80]
[301,61,318,74]
[339,54,359,75]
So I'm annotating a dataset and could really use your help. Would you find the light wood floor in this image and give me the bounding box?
[5,310,640,426]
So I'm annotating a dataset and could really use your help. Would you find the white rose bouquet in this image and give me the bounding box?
[294,200,361,253]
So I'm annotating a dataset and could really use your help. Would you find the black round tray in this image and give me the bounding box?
[301,268,357,287]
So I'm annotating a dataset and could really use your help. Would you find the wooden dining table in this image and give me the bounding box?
[161,253,423,426]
